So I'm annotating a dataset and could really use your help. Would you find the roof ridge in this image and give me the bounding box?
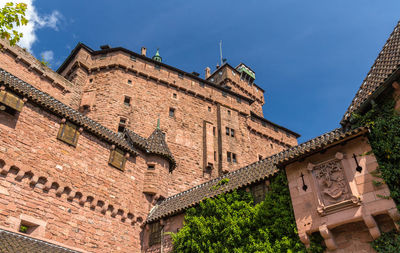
[342,20,400,124]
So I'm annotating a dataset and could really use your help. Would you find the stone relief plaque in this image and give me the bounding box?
[313,160,351,205]
[309,157,361,215]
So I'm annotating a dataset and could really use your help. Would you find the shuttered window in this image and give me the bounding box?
[109,148,126,170]
[149,222,161,246]
[0,90,24,113]
[57,121,80,147]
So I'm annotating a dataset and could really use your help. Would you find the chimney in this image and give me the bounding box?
[205,67,211,79]
[141,47,147,56]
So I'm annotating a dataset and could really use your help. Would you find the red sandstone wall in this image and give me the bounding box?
[0,40,81,109]
[0,100,165,252]
[57,48,297,195]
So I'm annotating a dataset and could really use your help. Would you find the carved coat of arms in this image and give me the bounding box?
[313,160,351,205]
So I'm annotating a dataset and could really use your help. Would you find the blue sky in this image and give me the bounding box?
[21,1,400,143]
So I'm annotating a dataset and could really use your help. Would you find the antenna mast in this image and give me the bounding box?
[219,40,223,66]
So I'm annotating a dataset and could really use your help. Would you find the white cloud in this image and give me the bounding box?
[5,0,62,52]
[41,50,54,62]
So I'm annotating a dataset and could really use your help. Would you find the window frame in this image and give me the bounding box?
[57,121,80,147]
[109,148,127,171]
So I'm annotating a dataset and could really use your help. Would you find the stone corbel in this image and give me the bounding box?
[388,208,400,231]
[319,224,337,250]
[363,212,381,239]
[298,232,310,248]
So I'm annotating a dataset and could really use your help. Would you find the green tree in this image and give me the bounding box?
[170,171,325,253]
[0,2,28,46]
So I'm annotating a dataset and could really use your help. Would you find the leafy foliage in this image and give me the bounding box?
[170,171,325,253]
[352,98,400,252]
[0,2,28,46]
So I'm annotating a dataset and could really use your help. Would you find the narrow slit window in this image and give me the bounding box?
[169,108,175,117]
[147,164,155,170]
[231,129,235,137]
[124,96,131,106]
[118,118,127,133]
[227,152,232,163]
[127,80,132,85]
[226,127,230,136]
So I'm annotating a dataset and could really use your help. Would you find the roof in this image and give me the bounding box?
[207,62,265,93]
[125,128,176,170]
[0,68,176,168]
[146,126,367,223]
[250,111,300,138]
[0,228,81,253]
[342,20,400,124]
[57,43,254,104]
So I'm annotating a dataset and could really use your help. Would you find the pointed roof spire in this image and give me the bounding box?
[152,48,162,62]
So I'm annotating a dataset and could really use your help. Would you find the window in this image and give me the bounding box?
[208,106,211,112]
[18,221,39,235]
[227,152,237,163]
[259,155,263,161]
[147,164,155,170]
[226,127,230,136]
[236,97,241,103]
[127,80,132,85]
[200,82,205,88]
[270,144,273,149]
[169,108,175,117]
[172,93,177,99]
[0,90,24,116]
[124,96,131,106]
[89,79,93,83]
[118,118,127,133]
[227,110,231,115]
[213,127,216,136]
[109,148,127,170]
[219,71,223,76]
[273,126,278,132]
[262,122,267,127]
[130,55,136,61]
[155,64,161,71]
[214,151,216,161]
[178,73,184,79]
[149,222,162,246]
[222,91,227,97]
[232,153,237,163]
[231,129,235,137]
[57,121,80,147]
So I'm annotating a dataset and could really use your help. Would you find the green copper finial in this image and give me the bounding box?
[152,48,162,62]
[157,117,160,129]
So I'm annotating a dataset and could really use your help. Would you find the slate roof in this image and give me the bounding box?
[125,128,176,170]
[0,228,81,253]
[0,68,176,168]
[342,20,400,124]
[146,126,367,223]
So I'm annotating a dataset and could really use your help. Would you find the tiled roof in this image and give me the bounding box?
[125,128,176,170]
[342,20,400,124]
[0,228,81,253]
[146,127,367,223]
[0,68,176,168]
[145,128,176,170]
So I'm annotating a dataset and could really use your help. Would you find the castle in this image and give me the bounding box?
[0,20,399,252]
